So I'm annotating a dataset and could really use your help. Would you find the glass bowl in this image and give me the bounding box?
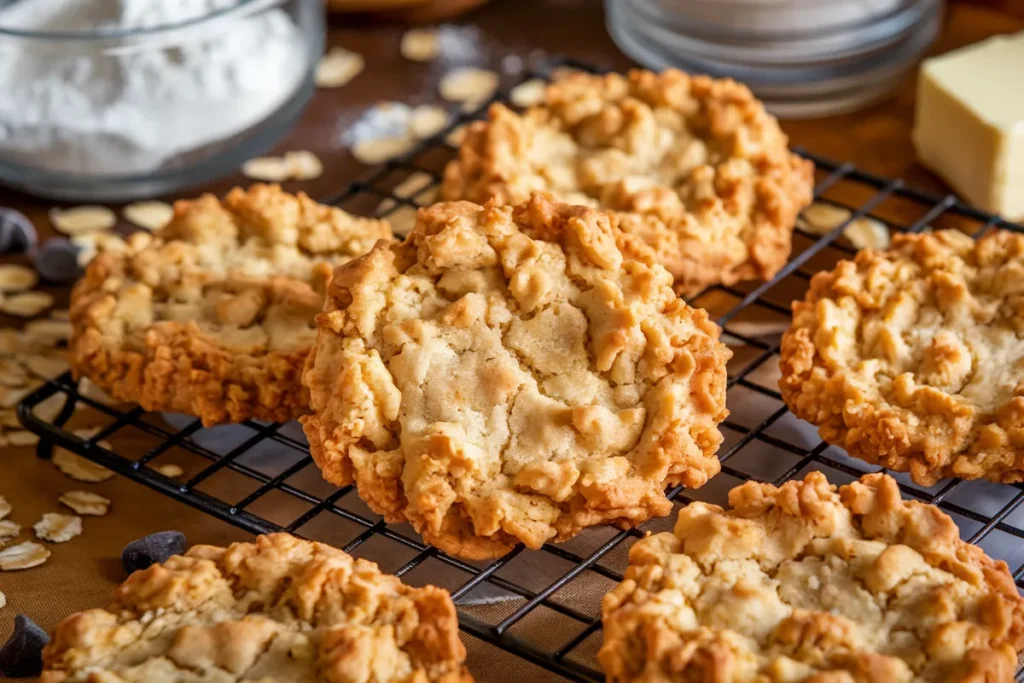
[0,0,323,201]
[606,0,943,118]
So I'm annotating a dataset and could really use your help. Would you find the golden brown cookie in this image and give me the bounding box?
[301,195,731,560]
[599,471,1024,682]
[442,69,815,296]
[41,533,471,683]
[780,229,1024,486]
[69,184,392,426]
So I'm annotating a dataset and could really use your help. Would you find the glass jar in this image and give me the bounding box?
[606,0,943,118]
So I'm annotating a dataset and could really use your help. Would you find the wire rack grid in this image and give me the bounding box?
[16,59,1024,682]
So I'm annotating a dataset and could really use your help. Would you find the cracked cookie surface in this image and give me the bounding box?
[441,69,815,296]
[301,195,730,560]
[599,471,1024,682]
[780,229,1024,486]
[42,533,470,683]
[70,184,392,426]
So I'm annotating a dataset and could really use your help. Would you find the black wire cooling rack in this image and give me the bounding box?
[17,58,1024,682]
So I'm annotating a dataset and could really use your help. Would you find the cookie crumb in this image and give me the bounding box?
[0,541,49,570]
[59,491,110,517]
[34,513,82,544]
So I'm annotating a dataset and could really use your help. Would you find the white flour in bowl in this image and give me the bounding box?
[0,0,306,176]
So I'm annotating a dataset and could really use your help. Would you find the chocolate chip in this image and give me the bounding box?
[0,614,49,678]
[33,238,82,284]
[121,531,187,575]
[0,208,36,254]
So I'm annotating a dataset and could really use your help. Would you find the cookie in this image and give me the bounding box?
[301,195,731,560]
[69,184,392,426]
[41,533,471,683]
[599,471,1024,682]
[780,229,1024,486]
[441,69,815,296]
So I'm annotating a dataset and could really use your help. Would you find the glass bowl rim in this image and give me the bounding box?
[0,0,285,41]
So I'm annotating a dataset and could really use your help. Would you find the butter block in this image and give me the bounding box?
[912,32,1024,219]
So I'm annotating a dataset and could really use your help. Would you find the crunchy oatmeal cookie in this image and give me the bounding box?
[780,229,1024,486]
[42,533,470,683]
[442,69,815,296]
[301,195,731,560]
[70,185,392,426]
[600,471,1024,682]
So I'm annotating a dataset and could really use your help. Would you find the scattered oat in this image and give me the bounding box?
[122,201,174,231]
[22,354,68,380]
[0,590,5,609]
[0,541,50,570]
[351,137,414,165]
[0,520,21,545]
[241,156,291,182]
[154,463,184,479]
[50,309,70,321]
[400,29,440,62]
[1,291,54,318]
[24,319,71,345]
[0,359,28,387]
[315,47,364,88]
[395,172,435,200]
[510,78,547,107]
[52,448,115,483]
[798,202,852,234]
[285,150,324,181]
[77,377,115,406]
[725,320,791,340]
[34,513,82,543]
[843,217,891,251]
[7,431,39,447]
[439,67,499,103]
[0,385,34,409]
[59,491,110,517]
[385,205,419,236]
[49,205,116,235]
[446,123,467,146]
[0,264,38,293]
[0,496,10,521]
[408,105,450,140]
[31,393,67,423]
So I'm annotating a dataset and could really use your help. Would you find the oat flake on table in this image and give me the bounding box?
[7,431,39,447]
[0,495,10,521]
[1,291,55,318]
[0,519,21,545]
[59,491,110,517]
[0,264,38,292]
[0,590,5,609]
[315,47,364,88]
[0,541,50,570]
[34,513,82,543]
[52,447,115,483]
[122,201,174,231]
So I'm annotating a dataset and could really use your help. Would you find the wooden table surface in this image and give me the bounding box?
[1,0,1022,674]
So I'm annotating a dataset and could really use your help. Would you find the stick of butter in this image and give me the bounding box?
[912,32,1024,219]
